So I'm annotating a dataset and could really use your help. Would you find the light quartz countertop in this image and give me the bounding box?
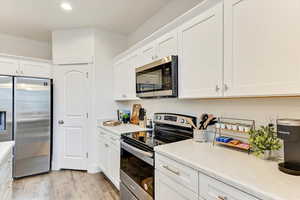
[97,121,151,136]
[0,141,14,164]
[154,139,300,200]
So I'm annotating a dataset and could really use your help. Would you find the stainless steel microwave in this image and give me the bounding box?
[136,55,178,98]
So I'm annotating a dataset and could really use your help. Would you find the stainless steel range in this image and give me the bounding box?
[120,113,196,200]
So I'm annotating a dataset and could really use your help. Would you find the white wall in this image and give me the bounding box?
[118,97,300,126]
[94,29,128,120]
[88,28,127,172]
[0,33,51,59]
[127,0,204,46]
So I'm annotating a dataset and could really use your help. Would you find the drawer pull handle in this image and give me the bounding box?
[163,165,180,176]
[217,196,228,200]
[110,137,117,141]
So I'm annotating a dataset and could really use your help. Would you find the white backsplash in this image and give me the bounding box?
[117,97,300,126]
[117,97,298,160]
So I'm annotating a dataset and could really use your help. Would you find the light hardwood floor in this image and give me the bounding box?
[12,170,119,200]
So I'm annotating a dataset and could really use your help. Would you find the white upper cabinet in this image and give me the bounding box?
[114,59,127,100]
[19,60,51,78]
[52,29,95,65]
[224,0,300,97]
[178,3,223,98]
[140,42,157,66]
[140,31,178,66]
[156,30,178,59]
[114,51,140,100]
[0,57,52,78]
[0,57,19,76]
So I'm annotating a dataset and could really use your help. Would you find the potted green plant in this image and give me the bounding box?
[249,124,282,160]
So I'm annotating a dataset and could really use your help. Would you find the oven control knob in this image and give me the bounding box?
[180,119,185,124]
[157,116,162,120]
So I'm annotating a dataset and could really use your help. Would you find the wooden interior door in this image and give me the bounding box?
[54,64,90,170]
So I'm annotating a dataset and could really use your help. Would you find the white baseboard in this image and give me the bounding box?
[88,163,102,174]
[51,161,61,171]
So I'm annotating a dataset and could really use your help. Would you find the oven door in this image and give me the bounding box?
[120,141,154,200]
[136,56,178,98]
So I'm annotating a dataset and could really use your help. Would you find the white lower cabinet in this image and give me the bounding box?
[199,172,259,200]
[155,153,259,200]
[97,128,120,189]
[155,170,198,200]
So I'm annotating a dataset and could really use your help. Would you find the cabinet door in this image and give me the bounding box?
[178,3,223,99]
[110,144,120,189]
[19,60,51,78]
[156,30,178,59]
[126,52,140,100]
[140,42,156,66]
[52,29,94,64]
[97,130,107,172]
[101,137,110,176]
[0,57,19,76]
[114,52,139,101]
[155,170,198,200]
[199,172,259,200]
[113,59,127,100]
[224,0,300,97]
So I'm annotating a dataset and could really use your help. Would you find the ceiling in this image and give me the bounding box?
[0,0,173,42]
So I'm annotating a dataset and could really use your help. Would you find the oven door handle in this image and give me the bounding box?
[121,141,153,158]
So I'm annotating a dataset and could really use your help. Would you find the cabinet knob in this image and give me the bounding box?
[224,84,229,91]
[215,85,220,92]
[58,120,64,125]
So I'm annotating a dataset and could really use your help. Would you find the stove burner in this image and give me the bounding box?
[122,113,196,150]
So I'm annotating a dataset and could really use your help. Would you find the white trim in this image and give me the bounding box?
[0,53,51,64]
[53,57,94,65]
[88,164,102,174]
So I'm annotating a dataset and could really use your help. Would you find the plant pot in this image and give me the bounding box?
[261,150,272,160]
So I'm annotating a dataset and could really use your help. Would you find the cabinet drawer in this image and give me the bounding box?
[156,154,198,194]
[109,134,120,147]
[199,172,259,200]
[155,169,198,200]
[97,129,108,139]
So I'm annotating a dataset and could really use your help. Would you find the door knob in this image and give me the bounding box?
[58,120,64,125]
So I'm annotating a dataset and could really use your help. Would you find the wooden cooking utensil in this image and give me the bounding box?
[186,118,197,129]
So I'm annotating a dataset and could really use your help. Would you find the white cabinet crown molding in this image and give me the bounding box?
[0,53,52,64]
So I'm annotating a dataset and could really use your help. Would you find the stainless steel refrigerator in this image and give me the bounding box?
[0,75,52,178]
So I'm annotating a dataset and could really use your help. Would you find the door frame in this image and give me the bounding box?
[52,64,92,171]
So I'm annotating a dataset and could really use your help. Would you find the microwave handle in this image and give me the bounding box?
[121,141,153,158]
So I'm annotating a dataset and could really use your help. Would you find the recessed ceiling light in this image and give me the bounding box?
[61,2,72,11]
